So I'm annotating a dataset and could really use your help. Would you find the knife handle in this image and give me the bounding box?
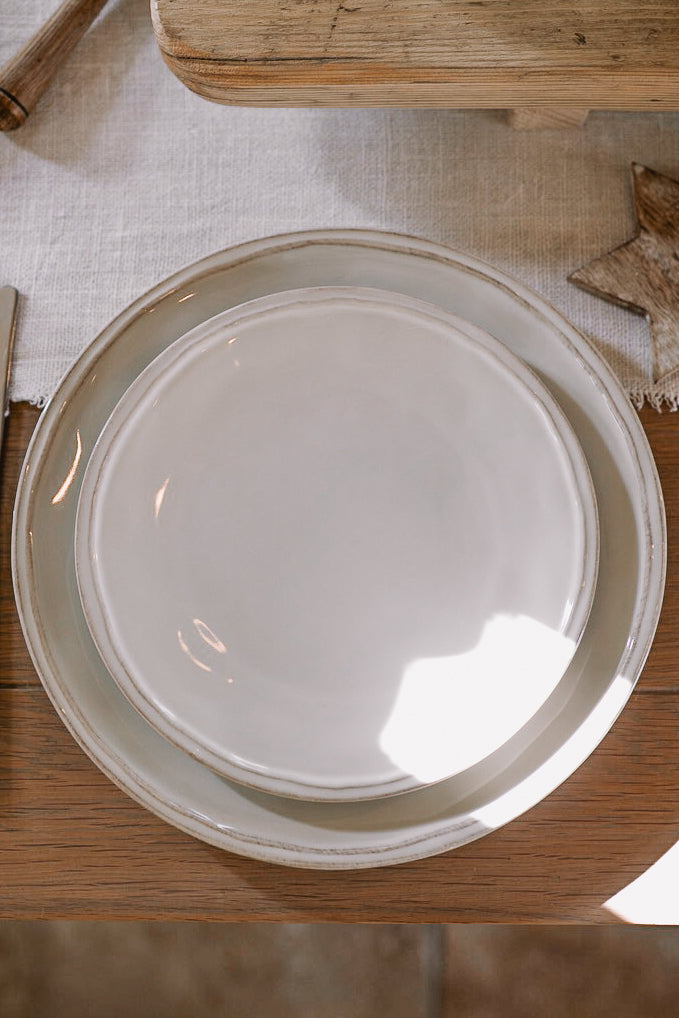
[0,0,109,132]
[0,288,18,453]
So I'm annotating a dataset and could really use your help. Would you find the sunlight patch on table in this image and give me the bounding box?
[379,613,574,783]
[470,672,634,831]
[605,839,679,924]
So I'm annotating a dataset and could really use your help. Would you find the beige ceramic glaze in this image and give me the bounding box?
[12,231,665,869]
[74,287,598,801]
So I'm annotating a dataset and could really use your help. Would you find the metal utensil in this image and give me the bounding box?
[0,287,18,451]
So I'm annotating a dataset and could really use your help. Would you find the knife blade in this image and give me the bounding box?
[0,287,18,452]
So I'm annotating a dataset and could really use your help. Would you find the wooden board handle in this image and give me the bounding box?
[0,0,109,131]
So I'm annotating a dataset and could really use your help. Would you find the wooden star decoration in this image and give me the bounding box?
[569,163,679,385]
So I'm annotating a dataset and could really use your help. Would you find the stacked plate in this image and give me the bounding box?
[12,230,666,869]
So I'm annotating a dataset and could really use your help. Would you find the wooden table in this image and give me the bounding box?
[1,401,679,923]
[151,0,679,113]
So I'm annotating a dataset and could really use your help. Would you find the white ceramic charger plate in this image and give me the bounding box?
[12,230,665,869]
[74,286,598,801]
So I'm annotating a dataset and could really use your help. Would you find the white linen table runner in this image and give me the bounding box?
[3,0,679,408]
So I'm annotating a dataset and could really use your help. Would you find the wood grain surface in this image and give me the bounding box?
[0,0,109,131]
[571,164,679,385]
[150,0,679,108]
[2,401,679,922]
[506,107,591,130]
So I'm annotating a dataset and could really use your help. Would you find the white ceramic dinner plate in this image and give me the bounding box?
[12,230,665,869]
[74,286,598,801]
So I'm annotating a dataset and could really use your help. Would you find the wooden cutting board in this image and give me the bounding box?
[151,0,679,108]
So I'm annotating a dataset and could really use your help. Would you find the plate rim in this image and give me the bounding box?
[11,228,666,868]
[73,283,600,802]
